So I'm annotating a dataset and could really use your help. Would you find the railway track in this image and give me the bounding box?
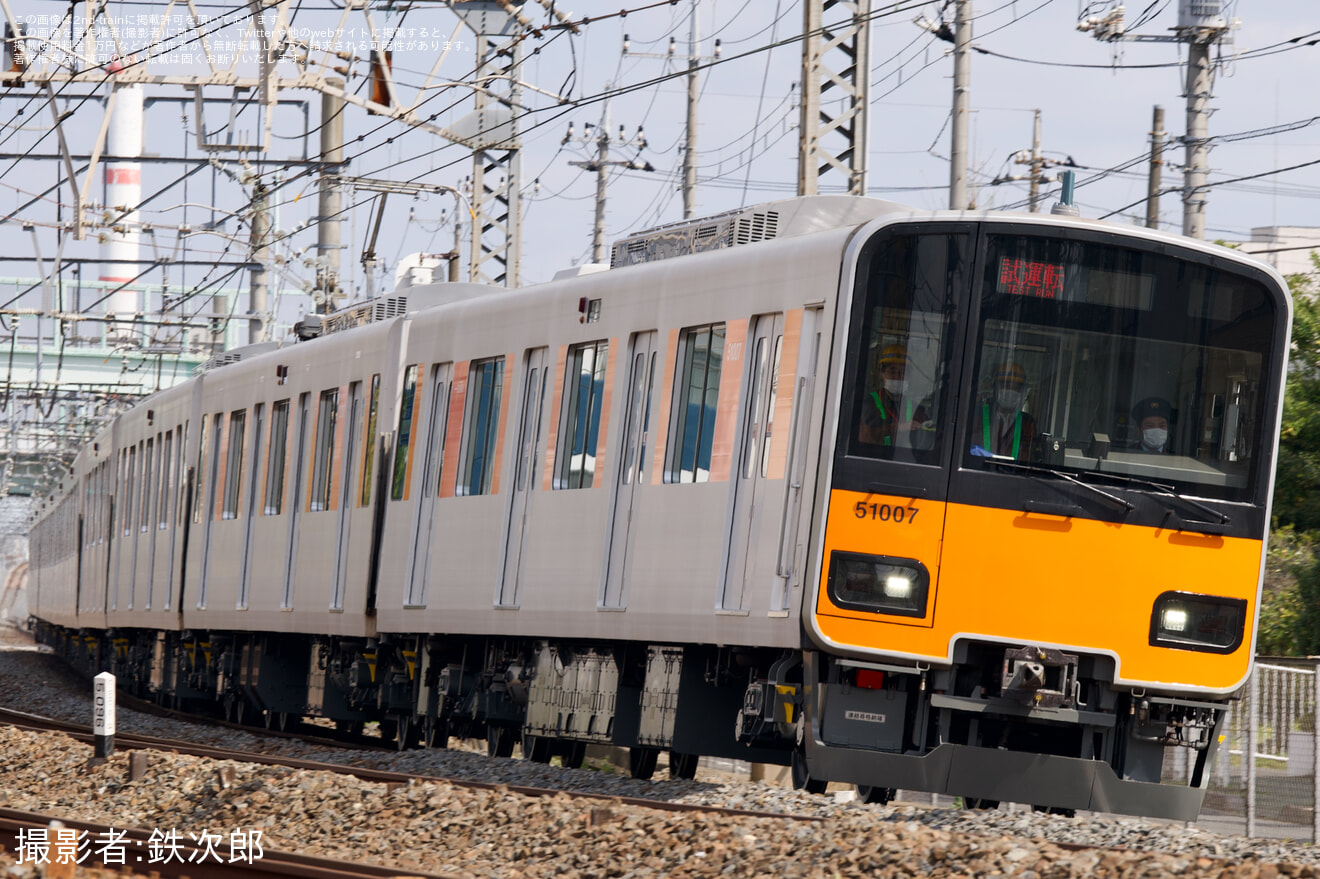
[0,705,822,825]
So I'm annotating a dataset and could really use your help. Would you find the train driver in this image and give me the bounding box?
[970,360,1037,459]
[1132,396,1173,453]
[860,343,929,449]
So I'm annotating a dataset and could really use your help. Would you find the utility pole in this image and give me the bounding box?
[1079,3,1233,238]
[798,0,872,196]
[949,0,972,210]
[564,101,653,264]
[623,2,720,218]
[1147,105,1165,230]
[1027,110,1043,211]
[992,111,1075,209]
[1182,34,1214,239]
[248,182,270,345]
[316,82,345,314]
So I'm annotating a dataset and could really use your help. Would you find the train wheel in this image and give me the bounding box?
[628,747,659,780]
[486,724,514,758]
[563,741,587,770]
[430,719,450,749]
[790,751,827,794]
[856,785,894,805]
[669,751,699,781]
[962,797,1000,811]
[523,734,552,764]
[379,718,399,744]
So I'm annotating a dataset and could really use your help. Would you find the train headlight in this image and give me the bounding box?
[828,552,930,618]
[1149,591,1248,654]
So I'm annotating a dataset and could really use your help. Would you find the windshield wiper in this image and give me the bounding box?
[989,460,1134,513]
[1071,470,1230,526]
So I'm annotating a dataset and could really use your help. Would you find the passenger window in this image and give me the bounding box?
[555,340,609,489]
[222,410,246,519]
[457,357,505,496]
[665,323,725,484]
[159,431,173,529]
[124,447,136,536]
[141,438,154,533]
[360,374,381,507]
[310,389,338,511]
[391,365,420,501]
[193,414,210,524]
[265,401,289,515]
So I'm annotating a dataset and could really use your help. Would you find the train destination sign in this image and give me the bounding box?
[997,257,1065,299]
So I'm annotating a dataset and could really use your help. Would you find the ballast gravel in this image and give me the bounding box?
[0,630,1316,878]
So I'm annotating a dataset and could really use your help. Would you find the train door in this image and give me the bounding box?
[601,331,658,608]
[498,347,549,607]
[237,404,264,609]
[772,307,822,612]
[282,394,310,609]
[198,419,222,608]
[720,313,785,612]
[406,364,451,606]
[141,436,156,610]
[331,384,363,610]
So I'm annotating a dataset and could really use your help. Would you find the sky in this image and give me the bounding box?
[1,0,1317,343]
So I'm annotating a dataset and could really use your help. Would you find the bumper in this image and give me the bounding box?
[803,734,1206,820]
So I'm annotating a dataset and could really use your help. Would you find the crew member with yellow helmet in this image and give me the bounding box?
[860,343,929,449]
[970,360,1036,459]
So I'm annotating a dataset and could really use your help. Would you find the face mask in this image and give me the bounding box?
[1142,428,1167,450]
[996,388,1024,411]
[884,379,907,396]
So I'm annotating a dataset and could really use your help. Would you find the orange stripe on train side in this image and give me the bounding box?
[765,309,802,481]
[651,329,680,485]
[490,353,514,495]
[708,319,747,483]
[814,491,1264,691]
[594,339,618,488]
[543,345,568,492]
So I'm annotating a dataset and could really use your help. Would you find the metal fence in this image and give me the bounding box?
[1179,660,1320,840]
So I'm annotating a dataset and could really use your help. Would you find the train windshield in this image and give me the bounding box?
[963,232,1276,503]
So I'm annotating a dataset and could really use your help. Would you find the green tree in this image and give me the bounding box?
[1263,255,1320,654]
[1274,260,1320,532]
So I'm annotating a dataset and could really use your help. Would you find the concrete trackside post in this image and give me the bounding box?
[93,671,115,758]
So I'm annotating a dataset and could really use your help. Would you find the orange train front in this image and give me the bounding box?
[775,220,1289,817]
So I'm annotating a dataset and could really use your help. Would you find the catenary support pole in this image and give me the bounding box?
[1147,105,1165,230]
[248,182,270,345]
[1028,110,1042,212]
[949,0,972,210]
[1182,41,1212,239]
[317,81,345,313]
[683,1,699,218]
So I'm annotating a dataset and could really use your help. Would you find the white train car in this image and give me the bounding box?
[28,195,1291,818]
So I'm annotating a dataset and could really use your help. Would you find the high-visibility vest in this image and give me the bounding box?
[870,391,915,446]
[982,402,1023,458]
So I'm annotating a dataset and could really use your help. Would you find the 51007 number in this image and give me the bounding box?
[854,501,919,523]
